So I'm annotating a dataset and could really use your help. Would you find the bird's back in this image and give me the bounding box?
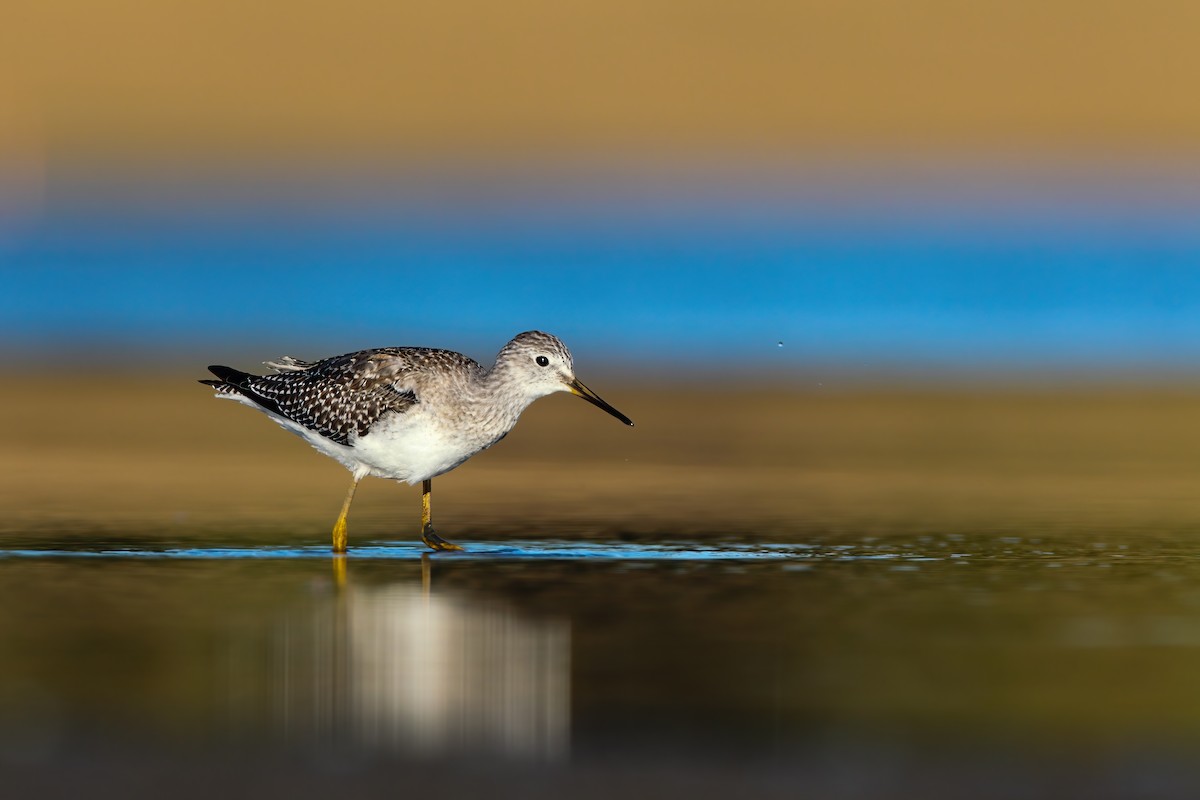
[201,347,483,446]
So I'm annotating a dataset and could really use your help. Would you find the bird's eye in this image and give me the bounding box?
[536,355,550,367]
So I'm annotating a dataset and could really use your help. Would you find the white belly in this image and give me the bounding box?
[222,393,493,484]
[349,409,485,483]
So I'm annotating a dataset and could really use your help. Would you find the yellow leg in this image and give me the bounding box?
[420,478,464,552]
[332,475,360,553]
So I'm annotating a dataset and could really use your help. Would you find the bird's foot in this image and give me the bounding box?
[422,523,465,552]
[332,517,349,553]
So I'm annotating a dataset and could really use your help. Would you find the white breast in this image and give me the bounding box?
[220,388,512,485]
[348,407,492,484]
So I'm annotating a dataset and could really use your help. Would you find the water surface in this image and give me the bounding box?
[8,384,1200,796]
[4,531,1200,769]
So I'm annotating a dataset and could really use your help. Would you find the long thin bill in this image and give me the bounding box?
[568,378,634,427]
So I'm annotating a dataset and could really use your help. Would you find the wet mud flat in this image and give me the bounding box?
[6,377,1200,796]
[7,377,1200,540]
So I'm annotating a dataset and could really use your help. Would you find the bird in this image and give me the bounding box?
[199,331,633,552]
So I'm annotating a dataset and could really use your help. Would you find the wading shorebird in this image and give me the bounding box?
[199,331,633,552]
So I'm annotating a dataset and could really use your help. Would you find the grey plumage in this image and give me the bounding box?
[201,348,466,445]
[200,331,633,552]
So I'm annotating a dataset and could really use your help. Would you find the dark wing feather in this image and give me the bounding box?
[203,351,420,445]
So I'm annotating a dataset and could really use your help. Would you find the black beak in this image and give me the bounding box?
[568,378,634,427]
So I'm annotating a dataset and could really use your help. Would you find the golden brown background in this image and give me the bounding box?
[4,0,1199,166]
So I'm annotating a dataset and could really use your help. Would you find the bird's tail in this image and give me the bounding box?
[198,365,288,420]
[198,364,254,393]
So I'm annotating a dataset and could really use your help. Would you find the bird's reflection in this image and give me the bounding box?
[262,555,570,759]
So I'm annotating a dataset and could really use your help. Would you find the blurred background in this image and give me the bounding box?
[3,0,1200,375]
[7,2,1200,797]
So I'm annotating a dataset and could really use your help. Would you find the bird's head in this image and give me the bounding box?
[497,331,634,427]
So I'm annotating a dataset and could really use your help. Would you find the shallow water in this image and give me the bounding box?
[5,530,1200,778]
[10,383,1200,795]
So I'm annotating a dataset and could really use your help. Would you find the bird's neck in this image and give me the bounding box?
[464,366,538,437]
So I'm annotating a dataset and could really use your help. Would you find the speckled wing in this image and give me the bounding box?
[205,349,433,446]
